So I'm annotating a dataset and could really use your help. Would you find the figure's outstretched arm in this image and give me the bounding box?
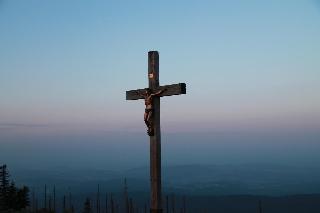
[137,91,146,98]
[153,88,167,96]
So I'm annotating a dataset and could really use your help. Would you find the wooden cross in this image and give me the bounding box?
[126,51,186,213]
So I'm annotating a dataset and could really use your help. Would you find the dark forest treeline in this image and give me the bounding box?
[0,165,30,211]
[0,165,187,213]
[2,164,320,213]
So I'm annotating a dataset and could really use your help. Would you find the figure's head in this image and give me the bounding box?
[146,88,152,95]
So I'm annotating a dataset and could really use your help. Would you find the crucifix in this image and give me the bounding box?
[126,51,186,213]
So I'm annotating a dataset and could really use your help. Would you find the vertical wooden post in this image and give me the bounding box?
[126,51,186,213]
[148,51,162,213]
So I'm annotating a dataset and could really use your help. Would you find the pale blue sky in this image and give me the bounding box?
[0,0,319,134]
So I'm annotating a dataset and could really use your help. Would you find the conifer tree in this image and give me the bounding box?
[0,165,29,210]
[110,193,114,213]
[0,164,10,209]
[105,193,108,213]
[171,194,175,213]
[32,188,35,212]
[124,179,129,213]
[97,184,100,213]
[258,200,262,213]
[19,186,30,209]
[63,195,66,210]
[7,181,17,208]
[166,195,169,213]
[182,196,186,213]
[53,185,56,213]
[44,184,47,210]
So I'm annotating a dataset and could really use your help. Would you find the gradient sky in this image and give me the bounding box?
[0,0,320,135]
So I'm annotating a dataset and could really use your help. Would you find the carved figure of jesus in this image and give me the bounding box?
[139,88,166,136]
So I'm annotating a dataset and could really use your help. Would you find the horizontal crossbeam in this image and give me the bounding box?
[126,83,186,100]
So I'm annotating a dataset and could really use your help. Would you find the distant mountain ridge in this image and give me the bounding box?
[12,164,320,195]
